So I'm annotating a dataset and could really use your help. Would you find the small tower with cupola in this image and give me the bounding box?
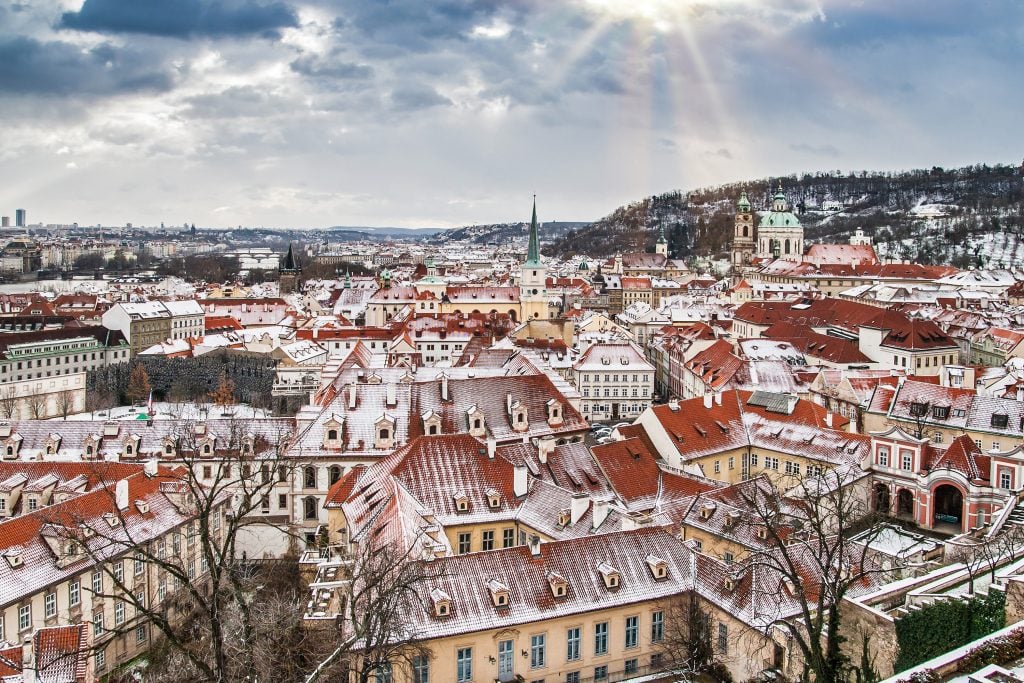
[731,190,756,268]
[655,223,669,258]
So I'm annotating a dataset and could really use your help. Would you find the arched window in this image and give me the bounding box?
[428,425,438,435]
[304,466,317,489]
[329,466,341,486]
[164,444,173,455]
[473,419,481,431]
[203,444,211,455]
[303,496,318,520]
[784,239,791,255]
[742,225,749,237]
[379,428,390,441]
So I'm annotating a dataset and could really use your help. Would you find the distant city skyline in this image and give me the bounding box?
[0,0,1021,229]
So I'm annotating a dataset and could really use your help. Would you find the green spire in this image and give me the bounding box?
[525,194,541,267]
[657,223,667,244]
[738,190,751,212]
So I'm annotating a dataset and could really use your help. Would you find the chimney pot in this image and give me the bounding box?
[513,465,528,498]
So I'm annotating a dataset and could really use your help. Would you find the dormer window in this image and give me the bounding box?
[4,548,23,568]
[430,588,452,618]
[723,576,736,592]
[103,512,120,528]
[646,555,669,580]
[486,488,501,509]
[487,579,510,608]
[422,410,442,436]
[547,571,568,599]
[992,413,1009,429]
[546,399,563,426]
[909,402,928,417]
[699,503,716,520]
[375,415,396,449]
[724,511,741,528]
[597,562,621,589]
[756,526,769,540]
[453,492,469,513]
[466,406,486,437]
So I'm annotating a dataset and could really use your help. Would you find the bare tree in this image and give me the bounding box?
[57,390,77,420]
[0,386,18,419]
[54,419,435,683]
[55,420,304,683]
[657,591,718,679]
[740,468,892,683]
[26,392,48,419]
[85,387,115,415]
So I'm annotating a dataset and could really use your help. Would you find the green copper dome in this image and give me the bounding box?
[737,191,751,212]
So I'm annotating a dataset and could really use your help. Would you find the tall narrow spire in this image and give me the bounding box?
[525,194,541,267]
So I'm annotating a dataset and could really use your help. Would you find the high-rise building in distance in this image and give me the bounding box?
[15,209,26,227]
[1,217,8,228]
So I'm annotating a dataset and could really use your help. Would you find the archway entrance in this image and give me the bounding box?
[896,489,914,518]
[873,483,890,514]
[933,484,964,531]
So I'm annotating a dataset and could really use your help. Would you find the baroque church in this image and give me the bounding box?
[731,183,804,268]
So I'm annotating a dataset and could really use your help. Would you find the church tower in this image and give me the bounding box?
[520,196,548,320]
[731,190,755,268]
[279,243,301,294]
[755,182,804,262]
[655,224,669,258]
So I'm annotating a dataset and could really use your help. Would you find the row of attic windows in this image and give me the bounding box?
[430,555,670,617]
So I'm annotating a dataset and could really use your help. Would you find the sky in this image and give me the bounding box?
[0,0,1021,229]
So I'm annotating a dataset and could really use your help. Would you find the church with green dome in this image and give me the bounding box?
[730,183,804,268]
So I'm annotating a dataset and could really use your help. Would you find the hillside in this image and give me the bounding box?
[545,163,1024,267]
[440,221,587,245]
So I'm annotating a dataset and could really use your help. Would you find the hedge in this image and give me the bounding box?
[894,589,1006,671]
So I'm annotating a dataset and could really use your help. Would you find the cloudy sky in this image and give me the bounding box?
[0,0,1020,229]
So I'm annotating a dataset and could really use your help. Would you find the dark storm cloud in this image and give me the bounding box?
[0,36,174,95]
[333,0,517,52]
[59,0,299,39]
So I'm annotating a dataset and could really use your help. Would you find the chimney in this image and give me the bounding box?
[348,383,357,409]
[21,635,34,683]
[116,479,129,511]
[825,412,833,428]
[569,493,589,526]
[1017,387,1023,403]
[703,393,713,409]
[592,499,612,529]
[144,459,158,478]
[486,437,496,459]
[528,534,542,557]
[538,438,555,464]
[513,465,528,498]
[714,392,722,406]
[440,373,449,401]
